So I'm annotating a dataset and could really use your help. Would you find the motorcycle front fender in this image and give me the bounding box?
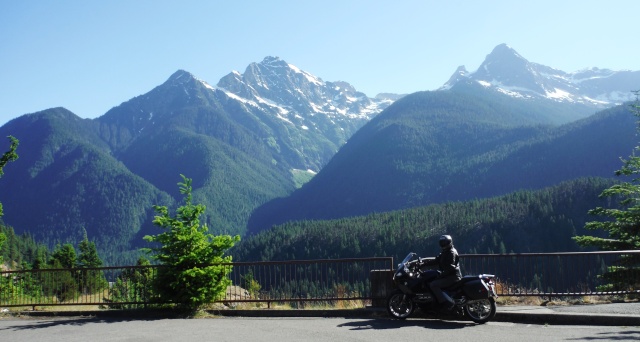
[395,279,417,295]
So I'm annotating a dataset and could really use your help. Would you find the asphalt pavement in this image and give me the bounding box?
[2,313,636,342]
[212,303,640,326]
[493,302,640,326]
[4,302,639,326]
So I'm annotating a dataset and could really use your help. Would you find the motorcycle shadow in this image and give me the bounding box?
[337,316,476,331]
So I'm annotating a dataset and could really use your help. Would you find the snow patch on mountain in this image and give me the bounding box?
[288,63,323,86]
[199,79,216,91]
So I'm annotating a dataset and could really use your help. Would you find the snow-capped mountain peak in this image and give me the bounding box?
[217,56,393,127]
[443,43,639,108]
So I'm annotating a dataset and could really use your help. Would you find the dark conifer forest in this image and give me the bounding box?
[233,178,614,262]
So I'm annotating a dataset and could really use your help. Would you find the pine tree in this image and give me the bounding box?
[45,244,78,302]
[77,232,107,294]
[50,244,77,269]
[143,175,240,309]
[77,232,103,268]
[0,136,18,266]
[574,92,640,291]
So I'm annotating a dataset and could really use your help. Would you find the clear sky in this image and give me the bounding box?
[1,0,639,126]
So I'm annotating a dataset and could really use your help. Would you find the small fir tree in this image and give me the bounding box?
[574,92,640,291]
[46,244,79,302]
[143,175,240,309]
[77,233,103,268]
[76,233,107,294]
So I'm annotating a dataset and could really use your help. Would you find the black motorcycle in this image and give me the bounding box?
[387,252,498,324]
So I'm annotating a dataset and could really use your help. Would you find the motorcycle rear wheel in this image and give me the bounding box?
[464,297,496,324]
[386,290,414,319]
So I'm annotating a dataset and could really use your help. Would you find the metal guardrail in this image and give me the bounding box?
[1,252,638,309]
[461,251,640,297]
[225,257,394,307]
[0,266,154,308]
[0,257,393,308]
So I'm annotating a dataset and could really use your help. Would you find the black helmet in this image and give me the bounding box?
[439,235,453,249]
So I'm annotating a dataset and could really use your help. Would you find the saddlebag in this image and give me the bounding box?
[463,279,490,300]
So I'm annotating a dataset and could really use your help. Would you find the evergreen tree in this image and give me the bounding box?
[0,136,18,219]
[143,175,240,309]
[0,136,18,265]
[107,256,153,309]
[45,244,78,302]
[574,92,640,291]
[77,232,103,268]
[0,232,4,265]
[76,233,107,294]
[50,244,77,269]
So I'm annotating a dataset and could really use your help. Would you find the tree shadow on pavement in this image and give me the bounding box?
[565,330,640,341]
[0,315,167,331]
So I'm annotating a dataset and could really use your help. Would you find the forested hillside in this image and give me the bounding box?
[0,109,172,265]
[477,104,637,195]
[247,91,636,234]
[234,178,614,262]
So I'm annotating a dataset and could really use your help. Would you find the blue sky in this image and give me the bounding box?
[1,0,639,126]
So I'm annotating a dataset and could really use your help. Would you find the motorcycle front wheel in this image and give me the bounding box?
[386,290,414,319]
[464,297,497,324]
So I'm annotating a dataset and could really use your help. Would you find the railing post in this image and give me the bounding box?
[369,269,394,308]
